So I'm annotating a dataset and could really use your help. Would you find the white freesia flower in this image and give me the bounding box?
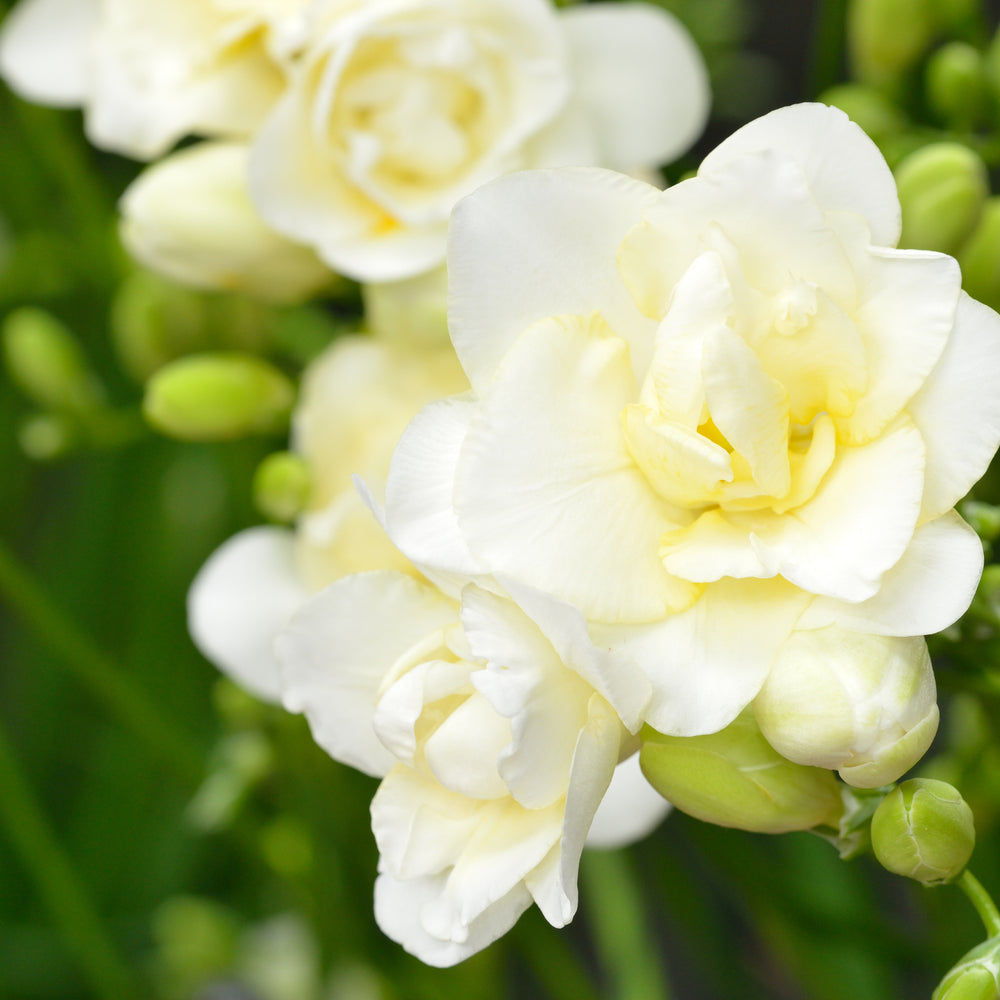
[248,0,709,281]
[384,104,1000,756]
[120,142,333,303]
[0,0,309,159]
[188,334,467,701]
[275,570,667,966]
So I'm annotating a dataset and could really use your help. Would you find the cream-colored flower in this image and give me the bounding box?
[384,104,1000,752]
[0,0,308,158]
[275,570,668,965]
[248,0,709,281]
[120,142,333,303]
[188,334,467,702]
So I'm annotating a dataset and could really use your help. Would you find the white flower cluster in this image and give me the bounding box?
[0,0,709,288]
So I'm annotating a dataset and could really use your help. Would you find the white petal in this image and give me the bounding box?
[447,167,660,393]
[275,571,458,777]
[908,292,1000,520]
[699,102,902,247]
[455,313,697,623]
[187,527,309,703]
[797,510,984,636]
[585,753,671,849]
[0,0,95,106]
[596,577,810,736]
[560,3,708,169]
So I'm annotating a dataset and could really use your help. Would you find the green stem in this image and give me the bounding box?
[581,849,672,1000]
[957,870,1000,938]
[0,715,141,998]
[0,536,205,787]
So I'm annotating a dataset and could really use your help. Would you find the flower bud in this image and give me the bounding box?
[639,711,843,834]
[362,267,450,349]
[253,451,311,523]
[934,937,1000,1000]
[848,0,936,88]
[3,307,104,413]
[871,778,975,884]
[958,197,1000,314]
[120,142,334,304]
[926,43,991,129]
[144,353,294,441]
[754,628,939,789]
[895,143,989,254]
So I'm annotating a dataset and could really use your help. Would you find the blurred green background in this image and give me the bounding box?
[2,1,1000,997]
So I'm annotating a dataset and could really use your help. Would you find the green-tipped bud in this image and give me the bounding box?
[958,198,1000,313]
[926,43,991,129]
[848,0,936,88]
[253,451,311,523]
[3,307,104,413]
[818,84,908,146]
[871,778,975,884]
[934,937,1000,1000]
[896,143,989,254]
[755,628,938,789]
[639,711,843,834]
[144,352,294,441]
[363,266,450,348]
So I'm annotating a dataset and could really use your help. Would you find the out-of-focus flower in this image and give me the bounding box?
[276,570,668,966]
[871,778,975,884]
[754,628,938,787]
[384,103,1000,752]
[120,142,333,303]
[248,0,709,281]
[0,0,309,159]
[188,334,467,701]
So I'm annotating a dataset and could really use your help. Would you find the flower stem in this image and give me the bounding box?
[0,714,141,998]
[581,849,673,1000]
[0,536,204,786]
[957,870,1000,938]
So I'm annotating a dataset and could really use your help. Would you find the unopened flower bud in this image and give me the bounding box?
[3,307,104,413]
[363,267,450,348]
[144,353,294,441]
[934,937,1000,1000]
[120,142,334,304]
[871,778,975,884]
[958,198,1000,314]
[253,452,311,523]
[848,0,936,88]
[754,628,939,789]
[895,143,989,254]
[926,43,991,129]
[640,711,842,834]
[961,501,1000,544]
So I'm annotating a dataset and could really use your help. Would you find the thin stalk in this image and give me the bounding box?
[581,849,672,1000]
[0,715,141,998]
[957,870,1000,938]
[0,536,204,786]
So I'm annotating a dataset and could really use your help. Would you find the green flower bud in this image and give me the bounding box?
[253,451,312,523]
[871,778,975,884]
[143,352,294,441]
[896,143,989,254]
[961,501,1000,544]
[17,412,77,461]
[848,0,936,88]
[926,43,991,129]
[934,937,1000,1000]
[3,307,104,413]
[818,84,907,146]
[958,198,1000,314]
[639,711,843,834]
[363,266,450,349]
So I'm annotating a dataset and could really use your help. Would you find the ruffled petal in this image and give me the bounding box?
[187,526,309,703]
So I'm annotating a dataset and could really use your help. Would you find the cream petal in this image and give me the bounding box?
[0,0,96,106]
[585,752,671,849]
[699,102,902,248]
[559,2,708,169]
[455,314,698,623]
[447,167,660,393]
[595,577,810,736]
[275,571,458,777]
[187,526,309,704]
[796,510,984,637]
[908,292,1000,521]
